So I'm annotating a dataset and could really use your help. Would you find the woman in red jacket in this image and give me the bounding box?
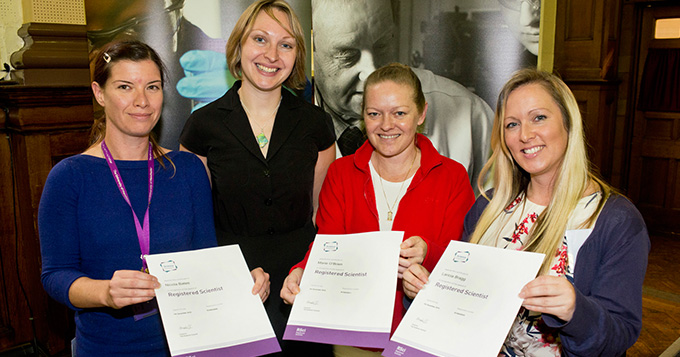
[281,62,475,356]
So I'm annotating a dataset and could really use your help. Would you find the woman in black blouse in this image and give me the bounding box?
[179,0,335,355]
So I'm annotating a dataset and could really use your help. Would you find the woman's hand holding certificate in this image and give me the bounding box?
[283,231,403,348]
[146,245,280,357]
[384,240,544,357]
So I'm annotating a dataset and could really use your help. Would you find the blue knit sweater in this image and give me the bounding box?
[39,151,217,356]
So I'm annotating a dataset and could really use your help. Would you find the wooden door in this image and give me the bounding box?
[627,4,680,234]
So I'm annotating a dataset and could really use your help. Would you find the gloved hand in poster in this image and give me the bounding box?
[177,49,236,111]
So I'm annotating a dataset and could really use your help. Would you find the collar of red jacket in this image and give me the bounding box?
[352,133,443,183]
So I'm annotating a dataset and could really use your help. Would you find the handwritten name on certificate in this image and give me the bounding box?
[384,240,545,357]
[284,231,403,348]
[146,245,280,357]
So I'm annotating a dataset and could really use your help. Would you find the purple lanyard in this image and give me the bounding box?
[101,141,154,271]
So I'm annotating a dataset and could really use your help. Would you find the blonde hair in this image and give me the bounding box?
[469,69,613,275]
[226,0,307,90]
[362,63,426,132]
[362,63,426,115]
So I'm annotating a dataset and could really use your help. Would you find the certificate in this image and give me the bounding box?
[146,245,280,357]
[383,240,544,357]
[284,231,403,348]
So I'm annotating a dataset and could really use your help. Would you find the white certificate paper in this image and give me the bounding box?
[383,240,545,357]
[284,231,403,348]
[146,245,280,357]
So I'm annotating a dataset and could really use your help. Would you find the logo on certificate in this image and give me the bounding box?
[323,241,339,252]
[160,260,178,272]
[453,251,470,263]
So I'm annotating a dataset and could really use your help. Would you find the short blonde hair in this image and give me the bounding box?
[226,0,307,90]
[470,68,613,275]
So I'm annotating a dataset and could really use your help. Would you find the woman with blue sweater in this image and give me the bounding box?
[39,40,269,356]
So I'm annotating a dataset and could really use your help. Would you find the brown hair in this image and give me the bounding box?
[90,40,172,169]
[226,0,307,89]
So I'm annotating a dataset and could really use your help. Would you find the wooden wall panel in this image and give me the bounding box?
[628,109,680,233]
[555,0,621,81]
[553,0,623,189]
[566,0,596,41]
[0,84,91,355]
[636,157,680,233]
[639,157,670,207]
[0,131,17,345]
[569,83,619,180]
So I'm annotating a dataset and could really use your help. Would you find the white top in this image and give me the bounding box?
[477,191,603,356]
[479,192,601,250]
[369,160,414,232]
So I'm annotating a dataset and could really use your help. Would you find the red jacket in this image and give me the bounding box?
[293,134,475,334]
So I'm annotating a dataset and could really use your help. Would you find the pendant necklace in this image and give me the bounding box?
[240,95,282,148]
[376,149,418,221]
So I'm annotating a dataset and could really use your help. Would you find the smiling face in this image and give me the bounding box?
[364,80,426,161]
[503,83,568,184]
[239,8,297,93]
[92,59,163,142]
[312,0,396,123]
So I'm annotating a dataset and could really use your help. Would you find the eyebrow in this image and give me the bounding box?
[526,107,551,115]
[249,28,295,41]
[111,79,162,85]
[365,105,412,111]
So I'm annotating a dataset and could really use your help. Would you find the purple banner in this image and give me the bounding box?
[174,337,280,357]
[382,340,438,357]
[284,325,389,349]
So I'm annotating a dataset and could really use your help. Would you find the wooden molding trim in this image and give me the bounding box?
[10,23,89,69]
[9,23,90,86]
[0,85,93,131]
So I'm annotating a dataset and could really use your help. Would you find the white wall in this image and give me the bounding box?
[0,0,23,78]
[0,0,85,77]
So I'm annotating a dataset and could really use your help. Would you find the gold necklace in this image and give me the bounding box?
[376,149,418,221]
[240,96,282,148]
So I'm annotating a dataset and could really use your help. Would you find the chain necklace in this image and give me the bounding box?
[240,95,282,148]
[376,149,418,221]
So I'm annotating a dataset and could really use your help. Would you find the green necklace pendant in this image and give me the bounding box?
[256,132,269,148]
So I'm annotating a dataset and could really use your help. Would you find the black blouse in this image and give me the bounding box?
[180,81,335,241]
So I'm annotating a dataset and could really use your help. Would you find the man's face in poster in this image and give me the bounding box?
[498,0,541,56]
[312,0,396,124]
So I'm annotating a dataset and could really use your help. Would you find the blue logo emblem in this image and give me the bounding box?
[453,251,470,263]
[160,260,178,272]
[323,241,339,252]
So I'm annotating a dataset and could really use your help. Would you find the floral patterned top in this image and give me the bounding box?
[479,192,602,357]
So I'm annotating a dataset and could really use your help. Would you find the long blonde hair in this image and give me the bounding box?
[469,69,613,275]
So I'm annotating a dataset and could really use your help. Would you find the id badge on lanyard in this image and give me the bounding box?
[102,141,158,320]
